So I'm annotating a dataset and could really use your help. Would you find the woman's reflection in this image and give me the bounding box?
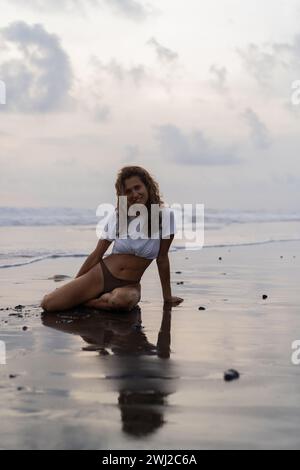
[42,303,177,438]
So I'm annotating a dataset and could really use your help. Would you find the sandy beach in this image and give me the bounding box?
[1,238,300,450]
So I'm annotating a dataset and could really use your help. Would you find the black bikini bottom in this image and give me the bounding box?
[99,258,140,294]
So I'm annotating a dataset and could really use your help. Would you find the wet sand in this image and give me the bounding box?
[1,241,300,450]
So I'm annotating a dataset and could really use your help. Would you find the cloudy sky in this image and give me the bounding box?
[0,0,300,211]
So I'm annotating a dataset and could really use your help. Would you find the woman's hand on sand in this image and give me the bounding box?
[164,296,184,306]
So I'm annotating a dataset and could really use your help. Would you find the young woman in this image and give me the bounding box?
[40,166,183,312]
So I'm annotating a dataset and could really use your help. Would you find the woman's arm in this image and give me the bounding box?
[75,239,112,278]
[156,252,172,300]
[156,236,183,305]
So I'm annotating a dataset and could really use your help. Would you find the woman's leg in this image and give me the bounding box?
[83,284,141,311]
[41,263,104,312]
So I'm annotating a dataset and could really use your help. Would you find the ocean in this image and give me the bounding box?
[0,206,300,270]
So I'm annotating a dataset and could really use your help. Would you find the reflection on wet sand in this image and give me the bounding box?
[41,304,178,438]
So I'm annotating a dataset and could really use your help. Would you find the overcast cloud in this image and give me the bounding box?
[0,0,299,211]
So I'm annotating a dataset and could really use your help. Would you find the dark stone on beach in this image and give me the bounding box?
[280,256,283,259]
[198,306,206,311]
[177,281,184,285]
[0,308,4,311]
[14,305,24,310]
[17,387,24,391]
[218,257,222,261]
[176,271,182,274]
[262,295,268,300]
[224,369,240,382]
[22,326,28,331]
[9,374,18,379]
[50,274,71,282]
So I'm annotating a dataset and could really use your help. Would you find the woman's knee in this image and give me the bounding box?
[41,289,64,312]
[41,294,53,311]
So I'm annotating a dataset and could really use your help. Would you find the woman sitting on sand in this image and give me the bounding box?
[41,166,183,312]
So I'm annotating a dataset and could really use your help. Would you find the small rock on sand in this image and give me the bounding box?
[48,275,71,282]
[224,369,240,382]
[198,306,206,311]
[262,295,268,300]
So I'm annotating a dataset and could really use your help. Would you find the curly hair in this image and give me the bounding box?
[114,166,164,237]
[115,166,164,208]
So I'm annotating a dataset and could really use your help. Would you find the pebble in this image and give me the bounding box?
[50,274,71,282]
[198,306,206,311]
[224,369,240,382]
[177,281,184,285]
[262,295,268,300]
[22,326,28,331]
[14,305,24,310]
[218,257,222,261]
[175,271,182,274]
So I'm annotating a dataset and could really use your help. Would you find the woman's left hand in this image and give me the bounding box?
[164,296,184,306]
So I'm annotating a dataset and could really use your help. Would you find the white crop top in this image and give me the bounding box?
[99,207,176,260]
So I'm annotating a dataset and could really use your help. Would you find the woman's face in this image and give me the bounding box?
[123,176,149,207]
